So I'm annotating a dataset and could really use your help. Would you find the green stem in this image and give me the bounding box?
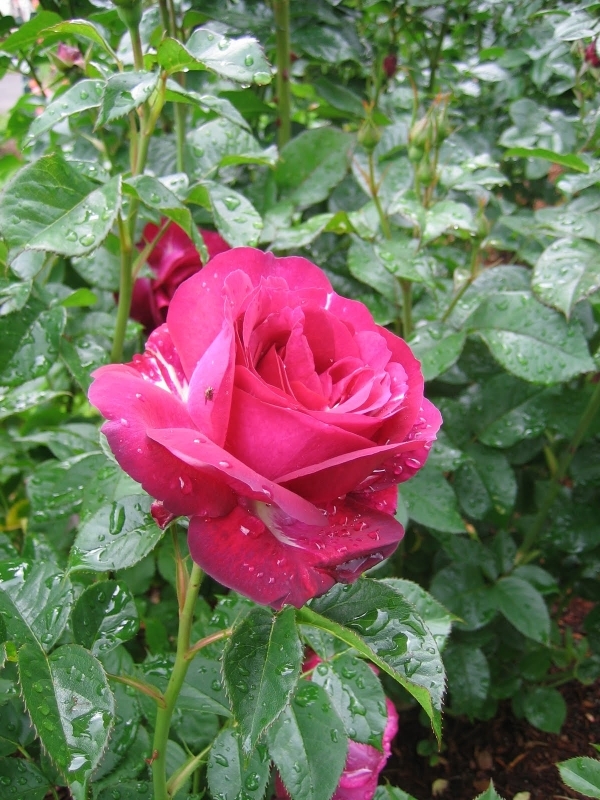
[427,18,448,93]
[152,564,204,800]
[368,151,391,240]
[400,279,413,339]
[441,238,481,323]
[274,0,292,149]
[129,23,145,72]
[111,216,134,363]
[518,379,600,559]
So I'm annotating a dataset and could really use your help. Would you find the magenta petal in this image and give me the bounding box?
[88,366,235,517]
[187,322,235,446]
[225,387,374,481]
[188,496,403,608]
[145,427,324,526]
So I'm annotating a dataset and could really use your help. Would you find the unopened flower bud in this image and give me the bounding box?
[56,43,85,69]
[408,143,424,163]
[409,116,431,149]
[111,0,142,28]
[358,117,382,153]
[417,158,435,187]
[585,41,600,67]
[383,54,397,79]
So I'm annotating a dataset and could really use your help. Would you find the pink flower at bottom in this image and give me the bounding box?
[131,221,230,332]
[275,654,399,800]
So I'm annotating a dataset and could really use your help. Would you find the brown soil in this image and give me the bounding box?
[384,679,600,800]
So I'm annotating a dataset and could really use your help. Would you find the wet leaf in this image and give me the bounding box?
[207,728,271,800]
[267,680,347,800]
[0,154,121,261]
[306,578,445,741]
[158,30,271,84]
[466,291,595,383]
[522,686,566,733]
[558,756,600,798]
[0,757,50,799]
[18,643,114,800]
[97,72,159,127]
[454,444,517,519]
[187,118,277,179]
[72,580,139,656]
[27,80,105,142]
[533,238,600,318]
[443,644,490,717]
[69,495,165,573]
[409,324,466,381]
[494,576,550,644]
[0,560,73,651]
[400,463,465,533]
[204,182,263,248]
[223,606,302,752]
[382,579,455,650]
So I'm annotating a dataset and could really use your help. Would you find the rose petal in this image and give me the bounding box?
[146,426,324,526]
[225,386,374,481]
[188,495,403,608]
[88,365,235,517]
[187,322,235,446]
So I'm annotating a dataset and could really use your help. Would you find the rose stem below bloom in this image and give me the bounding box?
[151,563,204,800]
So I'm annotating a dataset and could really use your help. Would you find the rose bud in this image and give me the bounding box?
[585,41,600,67]
[89,248,441,608]
[275,652,399,800]
[55,44,85,69]
[383,54,398,79]
[130,220,230,332]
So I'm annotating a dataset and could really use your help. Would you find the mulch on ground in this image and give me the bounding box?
[385,679,600,800]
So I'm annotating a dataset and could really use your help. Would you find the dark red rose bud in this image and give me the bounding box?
[56,44,85,68]
[383,54,398,79]
[585,41,600,67]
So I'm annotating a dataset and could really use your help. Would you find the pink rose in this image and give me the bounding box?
[89,248,441,608]
[276,653,399,800]
[56,43,85,68]
[130,221,230,331]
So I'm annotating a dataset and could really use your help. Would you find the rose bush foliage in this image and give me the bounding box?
[275,652,399,800]
[130,221,230,331]
[89,248,441,607]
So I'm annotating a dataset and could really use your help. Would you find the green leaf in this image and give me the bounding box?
[96,782,152,800]
[444,644,490,717]
[422,200,476,243]
[26,80,105,142]
[347,237,401,304]
[42,19,120,63]
[505,147,589,173]
[183,656,233,717]
[187,118,277,178]
[60,288,98,308]
[27,452,106,538]
[207,728,271,800]
[409,324,466,381]
[97,72,159,127]
[164,81,249,129]
[72,241,121,291]
[204,182,263,248]
[72,580,139,656]
[0,757,50,799]
[558,756,600,798]
[474,782,506,800]
[533,238,600,318]
[0,561,73,651]
[270,213,336,250]
[0,279,32,316]
[18,643,114,799]
[522,686,566,733]
[0,380,65,422]
[306,578,445,741]
[377,240,438,288]
[374,787,419,800]
[0,155,122,260]
[474,374,554,448]
[92,681,141,781]
[382,579,455,650]
[275,128,353,210]
[69,495,166,573]
[157,30,271,84]
[0,11,62,52]
[124,175,207,261]
[454,444,517,519]
[309,652,388,748]
[223,606,302,752]
[0,293,66,386]
[466,291,595,383]
[400,464,465,533]
[267,680,347,800]
[494,576,550,644]
[430,564,498,631]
